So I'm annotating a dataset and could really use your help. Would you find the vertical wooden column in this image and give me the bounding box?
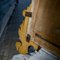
[31,0,60,57]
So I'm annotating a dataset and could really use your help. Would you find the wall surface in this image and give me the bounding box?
[0,0,15,38]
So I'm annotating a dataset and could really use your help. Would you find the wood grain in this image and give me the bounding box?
[31,0,60,56]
